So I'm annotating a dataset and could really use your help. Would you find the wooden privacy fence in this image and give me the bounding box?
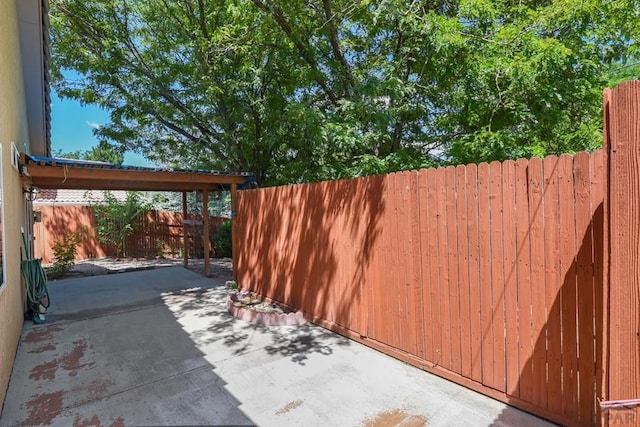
[235,83,640,426]
[34,207,226,263]
[236,152,604,426]
[34,206,107,262]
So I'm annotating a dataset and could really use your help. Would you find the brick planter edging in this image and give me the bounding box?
[226,291,306,326]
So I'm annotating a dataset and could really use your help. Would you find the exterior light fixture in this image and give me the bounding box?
[23,187,38,202]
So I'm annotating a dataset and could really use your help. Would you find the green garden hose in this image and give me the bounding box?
[21,228,49,324]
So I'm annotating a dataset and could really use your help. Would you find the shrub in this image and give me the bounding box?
[213,220,232,258]
[46,227,87,279]
[155,239,166,258]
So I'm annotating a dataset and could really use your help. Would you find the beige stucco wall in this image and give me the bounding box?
[0,1,30,408]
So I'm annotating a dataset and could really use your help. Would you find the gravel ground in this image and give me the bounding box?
[49,257,233,280]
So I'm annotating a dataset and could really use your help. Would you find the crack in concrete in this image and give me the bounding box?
[54,363,214,414]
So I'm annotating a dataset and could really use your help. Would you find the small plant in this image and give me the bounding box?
[155,239,166,258]
[46,227,87,279]
[226,280,238,290]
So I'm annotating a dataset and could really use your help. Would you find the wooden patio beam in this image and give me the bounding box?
[24,163,248,191]
[27,179,212,192]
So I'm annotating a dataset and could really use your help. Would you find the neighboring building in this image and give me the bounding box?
[0,0,50,406]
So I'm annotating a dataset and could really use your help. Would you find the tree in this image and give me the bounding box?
[50,0,639,185]
[55,141,125,164]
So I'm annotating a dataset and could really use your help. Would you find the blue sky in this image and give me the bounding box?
[50,93,152,166]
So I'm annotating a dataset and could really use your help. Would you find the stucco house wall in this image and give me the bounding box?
[0,1,31,406]
[0,0,48,407]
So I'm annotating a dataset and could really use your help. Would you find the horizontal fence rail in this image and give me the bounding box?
[236,151,605,426]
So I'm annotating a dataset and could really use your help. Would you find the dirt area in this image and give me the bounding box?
[48,257,232,280]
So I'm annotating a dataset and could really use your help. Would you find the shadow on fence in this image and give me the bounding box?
[237,176,386,334]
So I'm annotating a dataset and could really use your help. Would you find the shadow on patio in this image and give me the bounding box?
[1,267,348,426]
[2,267,551,426]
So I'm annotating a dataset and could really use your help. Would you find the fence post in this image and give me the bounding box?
[604,80,640,426]
[231,183,238,282]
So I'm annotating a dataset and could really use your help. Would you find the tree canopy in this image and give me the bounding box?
[50,0,639,185]
[54,140,125,164]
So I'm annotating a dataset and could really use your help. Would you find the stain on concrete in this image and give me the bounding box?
[23,326,63,343]
[61,340,95,376]
[275,399,304,415]
[72,414,125,427]
[28,339,95,382]
[28,343,57,353]
[29,359,58,381]
[73,414,102,427]
[22,390,64,426]
[363,409,427,427]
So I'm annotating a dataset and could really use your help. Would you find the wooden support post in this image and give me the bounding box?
[203,190,210,277]
[604,80,640,426]
[230,183,238,282]
[182,191,188,268]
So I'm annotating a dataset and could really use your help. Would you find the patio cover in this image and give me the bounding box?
[20,154,253,191]
[20,153,253,277]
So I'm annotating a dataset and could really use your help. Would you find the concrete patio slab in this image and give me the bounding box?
[1,267,554,426]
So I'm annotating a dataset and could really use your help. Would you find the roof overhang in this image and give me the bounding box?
[17,0,51,157]
[21,154,253,192]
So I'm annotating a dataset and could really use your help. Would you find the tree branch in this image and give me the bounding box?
[321,0,355,92]
[251,0,339,106]
[119,32,221,143]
